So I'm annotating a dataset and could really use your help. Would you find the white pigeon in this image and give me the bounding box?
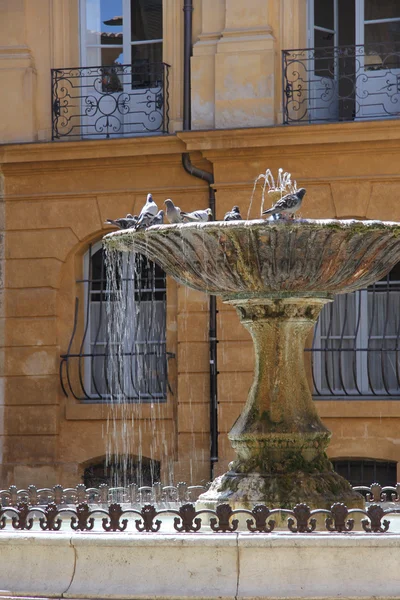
[136,193,158,228]
[164,199,183,223]
[180,208,213,223]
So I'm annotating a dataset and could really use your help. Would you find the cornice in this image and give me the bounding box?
[176,119,400,154]
[0,134,186,165]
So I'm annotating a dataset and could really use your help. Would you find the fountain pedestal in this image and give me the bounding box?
[199,295,362,508]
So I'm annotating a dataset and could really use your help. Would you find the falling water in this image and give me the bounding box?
[103,245,171,489]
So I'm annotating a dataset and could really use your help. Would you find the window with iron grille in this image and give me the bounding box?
[308,262,400,397]
[60,241,169,402]
[332,458,397,487]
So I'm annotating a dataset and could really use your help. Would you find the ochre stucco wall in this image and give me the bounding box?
[0,0,400,487]
[1,121,400,486]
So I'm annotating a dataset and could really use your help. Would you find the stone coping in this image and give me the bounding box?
[2,531,400,599]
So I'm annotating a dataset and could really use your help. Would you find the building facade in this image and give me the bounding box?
[1,0,400,489]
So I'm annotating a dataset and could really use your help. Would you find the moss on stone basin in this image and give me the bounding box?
[103,218,400,297]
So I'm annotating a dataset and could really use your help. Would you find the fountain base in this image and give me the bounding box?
[197,469,363,509]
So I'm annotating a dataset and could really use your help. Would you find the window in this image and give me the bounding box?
[83,456,161,487]
[309,262,400,397]
[332,458,397,486]
[81,0,163,87]
[60,241,169,402]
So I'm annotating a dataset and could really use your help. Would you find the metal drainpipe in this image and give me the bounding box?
[182,0,218,481]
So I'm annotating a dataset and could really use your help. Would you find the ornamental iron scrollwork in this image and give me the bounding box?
[12,502,34,531]
[71,503,95,531]
[173,503,202,533]
[102,503,128,532]
[283,42,400,125]
[287,503,317,533]
[361,504,390,533]
[135,504,161,532]
[210,504,239,533]
[246,504,276,533]
[39,503,62,531]
[52,63,170,140]
[325,503,354,533]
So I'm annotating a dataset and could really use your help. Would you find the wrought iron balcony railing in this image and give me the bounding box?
[52,62,170,140]
[282,43,400,125]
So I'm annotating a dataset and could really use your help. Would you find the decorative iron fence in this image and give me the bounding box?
[0,483,208,507]
[306,267,400,397]
[282,43,400,124]
[0,482,398,509]
[52,62,170,140]
[1,501,399,533]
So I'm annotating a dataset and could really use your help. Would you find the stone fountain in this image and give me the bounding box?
[104,186,400,509]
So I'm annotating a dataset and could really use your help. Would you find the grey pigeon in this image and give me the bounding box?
[224,206,242,221]
[164,199,183,223]
[135,193,158,228]
[181,208,213,223]
[262,188,306,219]
[149,210,165,226]
[105,214,138,229]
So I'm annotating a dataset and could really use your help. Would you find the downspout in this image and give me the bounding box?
[182,0,218,481]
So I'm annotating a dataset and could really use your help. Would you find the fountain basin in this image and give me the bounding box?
[104,219,400,297]
[104,219,400,508]
[3,531,400,599]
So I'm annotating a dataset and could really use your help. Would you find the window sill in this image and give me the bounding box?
[315,399,400,418]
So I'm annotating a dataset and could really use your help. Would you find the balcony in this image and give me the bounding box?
[51,63,170,140]
[283,43,400,125]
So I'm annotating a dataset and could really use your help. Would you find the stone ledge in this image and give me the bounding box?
[1,531,400,599]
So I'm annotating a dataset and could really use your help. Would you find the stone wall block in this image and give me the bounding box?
[177,342,209,373]
[6,198,101,241]
[5,317,57,346]
[178,402,209,433]
[2,346,57,377]
[177,312,209,342]
[6,229,78,261]
[5,288,56,317]
[3,375,58,405]
[331,181,372,218]
[6,258,61,288]
[4,405,58,435]
[217,340,254,371]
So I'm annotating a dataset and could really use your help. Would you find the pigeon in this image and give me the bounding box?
[164,199,183,224]
[224,206,242,221]
[135,193,158,228]
[148,210,165,226]
[262,188,306,219]
[105,214,138,229]
[180,208,213,223]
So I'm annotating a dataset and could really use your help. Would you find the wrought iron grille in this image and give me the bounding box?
[307,263,400,397]
[282,43,400,124]
[52,62,170,139]
[60,243,172,402]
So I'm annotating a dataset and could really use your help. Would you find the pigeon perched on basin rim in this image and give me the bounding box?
[180,208,213,222]
[262,188,306,219]
[224,206,242,221]
[105,214,138,230]
[135,193,158,228]
[148,210,164,226]
[164,199,183,223]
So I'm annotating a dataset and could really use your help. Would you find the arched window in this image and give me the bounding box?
[83,456,161,487]
[309,262,400,397]
[60,241,169,402]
